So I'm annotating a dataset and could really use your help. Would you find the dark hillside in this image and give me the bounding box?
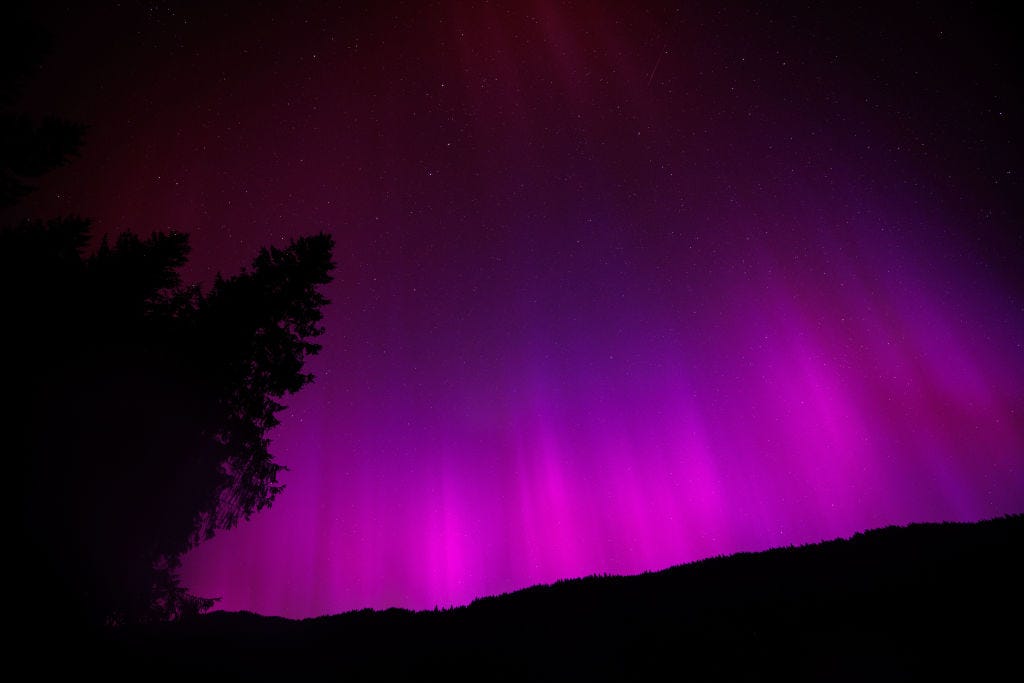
[88,514,1023,680]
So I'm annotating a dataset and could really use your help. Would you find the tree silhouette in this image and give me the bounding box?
[2,12,336,626]
[5,216,335,628]
[0,11,86,207]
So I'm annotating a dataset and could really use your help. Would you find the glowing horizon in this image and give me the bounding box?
[181,196,1024,616]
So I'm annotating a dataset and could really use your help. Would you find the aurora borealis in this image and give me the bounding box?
[9,1,1022,617]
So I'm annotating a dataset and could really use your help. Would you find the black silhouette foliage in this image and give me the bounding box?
[1,14,335,624]
[0,12,86,207]
[5,217,334,626]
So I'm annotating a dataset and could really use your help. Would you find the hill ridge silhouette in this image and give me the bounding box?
[87,514,1023,680]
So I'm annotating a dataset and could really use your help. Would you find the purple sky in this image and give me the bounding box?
[11,1,1023,617]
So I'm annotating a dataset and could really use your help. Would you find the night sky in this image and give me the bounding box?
[9,1,1023,618]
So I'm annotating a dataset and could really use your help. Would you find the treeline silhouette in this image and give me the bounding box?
[3,11,335,627]
[0,11,85,208]
[97,515,1023,681]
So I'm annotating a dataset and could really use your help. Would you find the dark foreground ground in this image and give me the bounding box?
[75,515,1023,679]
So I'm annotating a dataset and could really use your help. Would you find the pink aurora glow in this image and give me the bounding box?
[12,1,1022,618]
[181,200,1024,616]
